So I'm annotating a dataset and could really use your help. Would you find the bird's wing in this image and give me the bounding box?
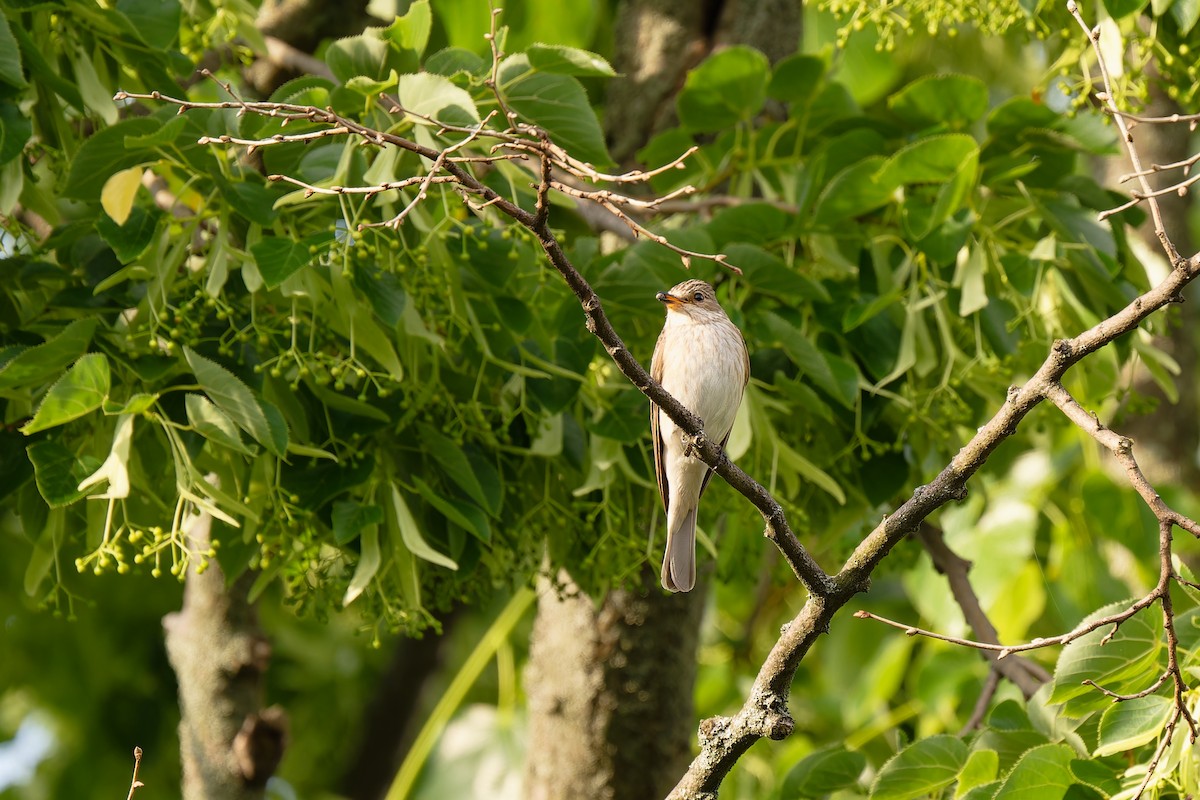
[651,332,669,513]
[697,430,730,500]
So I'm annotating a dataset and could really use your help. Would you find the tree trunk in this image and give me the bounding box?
[606,0,801,165]
[524,569,707,800]
[524,3,802,797]
[164,510,287,800]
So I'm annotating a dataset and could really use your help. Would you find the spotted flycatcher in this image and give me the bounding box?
[651,279,749,592]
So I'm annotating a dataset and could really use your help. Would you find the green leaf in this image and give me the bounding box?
[261,401,289,459]
[183,347,282,456]
[326,33,390,83]
[22,353,111,434]
[0,102,33,168]
[281,457,375,511]
[0,318,98,392]
[500,55,610,165]
[1174,0,1200,33]
[1101,0,1150,17]
[876,134,979,186]
[990,743,1075,800]
[815,156,894,224]
[27,439,97,507]
[116,0,180,49]
[63,117,160,201]
[23,508,57,597]
[412,476,491,543]
[418,424,495,516]
[0,13,27,89]
[871,735,968,800]
[332,500,384,545]
[955,750,999,798]
[71,50,118,125]
[526,43,615,76]
[10,21,82,111]
[768,54,824,105]
[104,392,158,415]
[782,745,866,797]
[96,206,160,263]
[677,45,770,132]
[954,244,989,316]
[397,72,481,127]
[888,74,989,129]
[250,238,312,290]
[124,115,189,149]
[1095,695,1172,757]
[185,394,255,456]
[757,311,854,408]
[725,244,829,303]
[343,524,381,606]
[774,437,846,504]
[390,484,457,570]
[220,180,280,227]
[386,0,431,57]
[425,47,487,76]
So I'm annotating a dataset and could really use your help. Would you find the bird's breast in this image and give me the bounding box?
[657,321,746,439]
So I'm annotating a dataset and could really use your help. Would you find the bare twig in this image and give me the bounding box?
[126,746,145,800]
[1069,0,1182,265]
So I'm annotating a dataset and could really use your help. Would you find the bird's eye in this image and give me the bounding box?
[692,291,704,301]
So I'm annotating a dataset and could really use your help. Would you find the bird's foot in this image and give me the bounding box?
[682,430,707,458]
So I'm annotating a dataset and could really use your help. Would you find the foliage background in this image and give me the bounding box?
[2,0,1200,798]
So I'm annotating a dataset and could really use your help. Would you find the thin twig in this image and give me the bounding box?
[959,668,1002,735]
[1069,0,1182,265]
[126,746,144,800]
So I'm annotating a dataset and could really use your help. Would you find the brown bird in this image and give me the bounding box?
[650,279,749,592]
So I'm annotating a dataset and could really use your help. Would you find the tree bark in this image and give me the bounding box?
[164,511,287,800]
[524,569,707,800]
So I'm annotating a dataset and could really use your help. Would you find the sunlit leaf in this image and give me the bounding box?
[22,353,111,434]
[0,318,98,392]
[100,166,143,226]
[526,43,615,76]
[1095,695,1171,757]
[990,743,1075,800]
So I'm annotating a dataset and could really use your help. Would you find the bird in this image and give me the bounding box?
[650,279,749,592]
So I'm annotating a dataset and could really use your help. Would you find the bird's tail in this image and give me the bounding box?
[661,506,697,592]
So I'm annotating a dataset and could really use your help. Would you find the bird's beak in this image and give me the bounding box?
[656,291,681,308]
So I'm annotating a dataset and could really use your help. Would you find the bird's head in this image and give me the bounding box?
[656,280,729,323]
